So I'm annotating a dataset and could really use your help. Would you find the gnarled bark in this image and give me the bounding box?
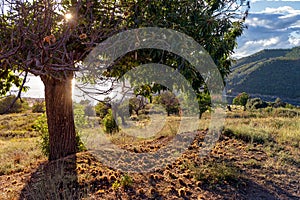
[41,74,76,161]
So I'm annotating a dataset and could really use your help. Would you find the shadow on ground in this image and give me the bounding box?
[19,154,84,200]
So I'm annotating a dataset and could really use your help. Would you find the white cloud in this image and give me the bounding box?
[288,31,300,45]
[290,20,300,28]
[233,37,282,58]
[252,6,300,18]
[246,17,272,28]
[245,37,280,47]
[261,6,299,14]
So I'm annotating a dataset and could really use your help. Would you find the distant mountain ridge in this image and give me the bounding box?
[226,47,300,105]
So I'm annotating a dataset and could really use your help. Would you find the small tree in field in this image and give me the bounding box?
[156,91,180,116]
[233,92,249,109]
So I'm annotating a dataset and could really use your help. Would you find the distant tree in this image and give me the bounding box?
[233,92,249,107]
[285,46,300,59]
[0,95,28,114]
[245,98,268,110]
[155,91,180,116]
[273,98,286,108]
[32,101,46,113]
[103,109,119,134]
[95,101,111,120]
[129,97,146,116]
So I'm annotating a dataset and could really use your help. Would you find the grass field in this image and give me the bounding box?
[0,108,299,199]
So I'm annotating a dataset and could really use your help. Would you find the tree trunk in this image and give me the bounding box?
[41,74,76,161]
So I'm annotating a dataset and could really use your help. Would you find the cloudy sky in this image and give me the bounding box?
[234,0,300,58]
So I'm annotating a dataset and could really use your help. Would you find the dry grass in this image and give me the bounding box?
[0,107,300,199]
[0,137,46,175]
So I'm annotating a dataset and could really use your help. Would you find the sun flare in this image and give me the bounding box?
[65,13,72,21]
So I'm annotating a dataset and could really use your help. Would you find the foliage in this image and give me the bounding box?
[0,95,29,114]
[112,174,133,190]
[102,109,119,134]
[33,114,86,157]
[95,101,111,119]
[79,100,95,117]
[155,91,180,116]
[245,98,268,110]
[73,103,88,128]
[285,46,300,59]
[273,98,286,108]
[198,92,211,118]
[0,70,24,96]
[32,101,46,113]
[32,114,49,156]
[191,161,239,185]
[105,0,249,116]
[129,97,146,116]
[233,92,249,107]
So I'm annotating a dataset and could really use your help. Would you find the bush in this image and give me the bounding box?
[102,109,119,134]
[33,114,86,157]
[95,101,110,119]
[155,91,180,116]
[32,101,46,113]
[245,98,268,110]
[191,161,239,184]
[73,103,89,128]
[129,97,145,116]
[232,92,249,107]
[0,95,29,114]
[224,127,272,144]
[273,98,286,108]
[112,174,133,190]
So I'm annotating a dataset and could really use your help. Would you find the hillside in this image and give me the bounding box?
[226,47,300,105]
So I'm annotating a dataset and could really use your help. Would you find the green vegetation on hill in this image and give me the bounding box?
[227,47,300,104]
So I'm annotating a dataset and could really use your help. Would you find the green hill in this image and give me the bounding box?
[226,47,300,105]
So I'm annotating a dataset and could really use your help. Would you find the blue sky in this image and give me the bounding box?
[15,0,300,98]
[234,0,300,57]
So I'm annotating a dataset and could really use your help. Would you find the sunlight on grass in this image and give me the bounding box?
[0,138,45,175]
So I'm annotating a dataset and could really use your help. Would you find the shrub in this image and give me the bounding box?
[232,92,249,107]
[273,98,286,108]
[95,101,110,119]
[191,161,239,184]
[32,101,46,113]
[245,98,268,110]
[102,109,119,134]
[73,103,90,128]
[0,95,29,114]
[33,114,86,157]
[155,91,180,116]
[112,174,133,190]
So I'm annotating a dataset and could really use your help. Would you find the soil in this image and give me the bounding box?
[1,130,299,200]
